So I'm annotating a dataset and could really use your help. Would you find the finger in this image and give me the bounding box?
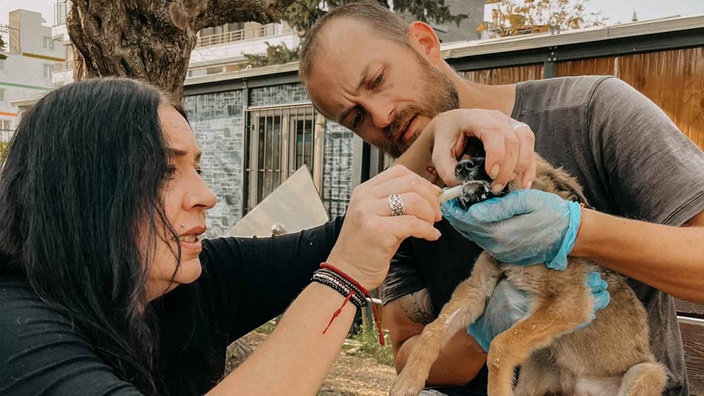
[490,127,520,194]
[586,272,606,291]
[377,192,439,225]
[521,155,537,190]
[474,123,506,186]
[466,191,539,222]
[593,288,611,312]
[383,215,442,242]
[369,173,442,218]
[368,163,414,186]
[430,118,464,186]
[509,123,536,189]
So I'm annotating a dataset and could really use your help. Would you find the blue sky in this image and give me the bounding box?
[1,0,704,28]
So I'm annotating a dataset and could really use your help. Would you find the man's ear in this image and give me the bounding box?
[407,22,442,64]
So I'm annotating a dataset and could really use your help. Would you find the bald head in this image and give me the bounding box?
[299,2,410,84]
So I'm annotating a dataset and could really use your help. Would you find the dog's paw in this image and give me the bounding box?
[389,370,425,396]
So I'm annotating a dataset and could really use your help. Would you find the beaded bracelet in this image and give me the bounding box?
[312,269,367,308]
[312,263,385,346]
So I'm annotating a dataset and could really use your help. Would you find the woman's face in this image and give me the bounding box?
[145,104,217,301]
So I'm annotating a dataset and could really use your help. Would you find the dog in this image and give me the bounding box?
[390,154,667,396]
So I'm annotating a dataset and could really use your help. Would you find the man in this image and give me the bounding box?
[299,3,704,395]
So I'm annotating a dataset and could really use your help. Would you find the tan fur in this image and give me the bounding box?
[390,156,667,396]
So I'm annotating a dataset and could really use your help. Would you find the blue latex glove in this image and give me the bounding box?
[441,189,582,270]
[469,273,610,352]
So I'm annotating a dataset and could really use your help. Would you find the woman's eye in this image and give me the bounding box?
[374,73,383,85]
[195,166,203,176]
[166,165,177,179]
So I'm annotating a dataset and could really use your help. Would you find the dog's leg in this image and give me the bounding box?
[487,288,592,396]
[513,352,562,396]
[617,362,667,396]
[390,253,501,396]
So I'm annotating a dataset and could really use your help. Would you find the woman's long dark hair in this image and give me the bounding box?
[0,78,179,394]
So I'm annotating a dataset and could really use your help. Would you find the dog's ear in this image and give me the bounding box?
[532,155,592,207]
[550,169,591,207]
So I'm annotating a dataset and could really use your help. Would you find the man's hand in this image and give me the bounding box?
[441,190,582,270]
[426,109,537,193]
[468,274,610,352]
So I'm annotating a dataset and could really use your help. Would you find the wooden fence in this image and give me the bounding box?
[462,46,704,150]
[461,46,704,395]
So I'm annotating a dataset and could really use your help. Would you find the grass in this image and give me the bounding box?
[346,325,394,366]
[255,319,394,366]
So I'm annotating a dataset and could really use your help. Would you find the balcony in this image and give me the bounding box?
[196,23,295,48]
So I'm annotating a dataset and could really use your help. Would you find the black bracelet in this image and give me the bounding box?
[312,269,367,309]
[316,268,368,307]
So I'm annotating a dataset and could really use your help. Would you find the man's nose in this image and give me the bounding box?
[365,98,394,129]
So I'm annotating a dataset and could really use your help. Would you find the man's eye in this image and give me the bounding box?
[352,111,363,128]
[195,166,203,176]
[374,73,383,85]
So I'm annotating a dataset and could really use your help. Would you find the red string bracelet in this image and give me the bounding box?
[319,263,386,346]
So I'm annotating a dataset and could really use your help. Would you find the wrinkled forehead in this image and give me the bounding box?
[304,19,402,120]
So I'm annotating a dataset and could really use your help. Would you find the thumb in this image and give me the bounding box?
[467,190,540,222]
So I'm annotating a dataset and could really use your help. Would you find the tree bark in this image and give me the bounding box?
[67,0,296,102]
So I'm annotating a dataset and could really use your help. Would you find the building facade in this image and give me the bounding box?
[0,9,63,143]
[183,15,704,240]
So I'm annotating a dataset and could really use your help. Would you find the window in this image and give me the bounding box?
[244,105,320,211]
[0,59,4,71]
[0,119,11,131]
[0,89,5,102]
[43,36,54,50]
[44,64,53,79]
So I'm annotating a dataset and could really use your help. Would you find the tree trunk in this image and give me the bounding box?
[67,0,296,102]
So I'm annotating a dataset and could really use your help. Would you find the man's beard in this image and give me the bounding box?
[383,57,459,158]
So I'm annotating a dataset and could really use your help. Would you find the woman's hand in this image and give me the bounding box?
[326,165,443,290]
[427,109,537,192]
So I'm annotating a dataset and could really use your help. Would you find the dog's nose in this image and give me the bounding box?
[455,157,486,181]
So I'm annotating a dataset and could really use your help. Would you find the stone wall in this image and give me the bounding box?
[183,90,245,238]
[184,83,355,236]
[322,122,354,219]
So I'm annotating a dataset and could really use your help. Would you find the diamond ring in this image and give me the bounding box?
[388,194,405,216]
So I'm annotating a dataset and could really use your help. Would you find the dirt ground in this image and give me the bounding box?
[232,330,397,396]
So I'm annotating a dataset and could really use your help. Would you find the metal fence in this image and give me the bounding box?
[244,104,321,213]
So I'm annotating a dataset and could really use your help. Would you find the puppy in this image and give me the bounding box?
[390,155,667,396]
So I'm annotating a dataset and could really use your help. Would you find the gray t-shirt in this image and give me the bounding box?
[381,76,704,395]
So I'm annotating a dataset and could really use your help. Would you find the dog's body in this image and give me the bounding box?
[390,155,666,396]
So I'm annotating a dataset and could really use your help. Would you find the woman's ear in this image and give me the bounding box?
[407,21,442,64]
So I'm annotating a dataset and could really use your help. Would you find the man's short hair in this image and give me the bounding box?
[299,2,410,82]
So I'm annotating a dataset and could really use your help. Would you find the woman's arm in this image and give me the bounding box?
[210,165,443,394]
[209,282,357,395]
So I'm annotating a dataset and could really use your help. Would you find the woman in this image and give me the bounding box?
[0,78,442,395]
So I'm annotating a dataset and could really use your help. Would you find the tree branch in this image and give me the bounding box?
[185,0,297,32]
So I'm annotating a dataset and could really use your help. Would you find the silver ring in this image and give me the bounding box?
[389,194,405,216]
[510,121,529,131]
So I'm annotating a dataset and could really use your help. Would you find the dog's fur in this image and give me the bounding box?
[390,155,667,396]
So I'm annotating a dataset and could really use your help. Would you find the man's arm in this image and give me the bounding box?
[572,209,704,304]
[386,295,486,386]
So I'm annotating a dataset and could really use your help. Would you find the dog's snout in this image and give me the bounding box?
[455,158,486,182]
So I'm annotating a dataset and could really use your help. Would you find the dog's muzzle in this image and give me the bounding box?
[455,158,509,209]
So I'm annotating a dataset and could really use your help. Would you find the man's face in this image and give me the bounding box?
[305,19,459,158]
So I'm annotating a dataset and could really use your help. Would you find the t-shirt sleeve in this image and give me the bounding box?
[198,216,345,341]
[0,283,142,395]
[379,238,425,305]
[588,77,704,225]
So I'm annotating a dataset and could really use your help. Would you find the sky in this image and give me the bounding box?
[1,0,704,29]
